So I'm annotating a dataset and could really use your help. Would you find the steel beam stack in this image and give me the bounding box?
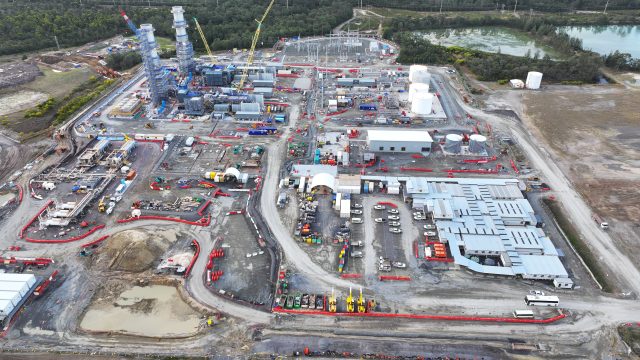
[171,6,194,74]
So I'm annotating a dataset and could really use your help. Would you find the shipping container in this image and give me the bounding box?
[359,104,377,111]
[0,291,22,307]
[0,299,15,315]
[125,169,137,180]
[298,177,306,193]
[0,274,36,288]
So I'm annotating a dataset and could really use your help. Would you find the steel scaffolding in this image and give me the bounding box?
[171,6,195,74]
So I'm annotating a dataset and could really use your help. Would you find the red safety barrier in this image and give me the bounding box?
[80,235,110,248]
[264,101,290,107]
[236,127,249,131]
[16,184,23,204]
[19,200,53,238]
[271,308,567,324]
[183,239,200,279]
[0,257,54,265]
[226,210,245,216]
[413,241,419,259]
[511,159,519,174]
[340,273,362,279]
[444,169,498,174]
[276,73,300,78]
[197,200,212,216]
[426,257,454,263]
[376,201,398,208]
[325,109,348,117]
[411,154,423,159]
[213,189,231,198]
[25,225,105,244]
[379,275,411,281]
[463,156,497,164]
[400,167,433,172]
[117,215,211,226]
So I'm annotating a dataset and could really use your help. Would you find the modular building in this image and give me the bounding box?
[0,273,38,326]
[367,129,433,154]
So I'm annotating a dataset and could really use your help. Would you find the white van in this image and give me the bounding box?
[351,218,363,224]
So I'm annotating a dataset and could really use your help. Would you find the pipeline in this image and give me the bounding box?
[197,199,212,216]
[272,307,567,324]
[444,168,498,174]
[19,200,53,239]
[80,235,110,248]
[117,215,211,226]
[426,257,454,263]
[379,275,411,281]
[25,225,105,244]
[183,239,200,279]
[400,167,433,173]
[410,154,423,159]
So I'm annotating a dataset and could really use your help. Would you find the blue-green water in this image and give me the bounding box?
[559,25,640,58]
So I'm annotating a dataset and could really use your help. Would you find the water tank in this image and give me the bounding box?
[409,65,431,85]
[444,134,463,153]
[526,71,543,89]
[408,83,430,102]
[469,134,487,153]
[411,92,433,115]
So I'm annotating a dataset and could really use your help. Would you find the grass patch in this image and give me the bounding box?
[53,76,115,126]
[543,198,614,293]
[618,325,640,356]
[24,97,56,118]
[22,66,94,98]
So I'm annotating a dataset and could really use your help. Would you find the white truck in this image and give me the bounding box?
[593,214,609,230]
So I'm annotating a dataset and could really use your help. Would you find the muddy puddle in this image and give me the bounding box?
[80,285,201,337]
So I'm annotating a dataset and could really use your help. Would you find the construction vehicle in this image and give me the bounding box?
[193,17,213,60]
[357,287,366,313]
[593,213,609,230]
[144,122,154,129]
[346,287,355,313]
[236,0,276,90]
[328,288,337,313]
[98,196,106,212]
[367,299,377,312]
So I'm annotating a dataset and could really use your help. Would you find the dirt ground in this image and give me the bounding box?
[492,86,640,271]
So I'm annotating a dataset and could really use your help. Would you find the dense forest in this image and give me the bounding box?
[0,0,352,56]
[364,0,640,12]
[394,33,603,83]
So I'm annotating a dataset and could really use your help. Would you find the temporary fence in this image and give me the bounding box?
[25,225,105,244]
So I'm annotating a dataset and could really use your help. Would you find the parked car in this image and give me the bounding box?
[374,218,387,223]
[387,209,399,214]
[392,262,407,268]
[413,212,424,216]
[414,215,425,221]
[529,290,545,296]
[374,205,385,210]
[389,228,402,234]
[351,203,363,209]
[352,240,364,247]
[424,231,437,237]
[424,224,435,230]
[351,251,363,258]
[351,218,363,224]
[388,215,400,221]
[388,221,400,227]
[351,209,363,215]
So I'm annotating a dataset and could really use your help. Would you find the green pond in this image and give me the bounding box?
[418,27,560,58]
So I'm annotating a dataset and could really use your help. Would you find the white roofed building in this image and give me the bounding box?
[367,130,433,155]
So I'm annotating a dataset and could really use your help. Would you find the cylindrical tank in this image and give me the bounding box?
[525,71,543,89]
[444,134,463,153]
[409,65,428,83]
[469,134,487,153]
[411,92,434,115]
[408,83,430,102]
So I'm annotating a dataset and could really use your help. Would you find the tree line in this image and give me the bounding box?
[0,0,352,56]
[363,0,640,12]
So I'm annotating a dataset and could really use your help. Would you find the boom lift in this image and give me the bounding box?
[357,287,366,313]
[346,287,355,313]
[328,287,337,313]
[236,0,276,90]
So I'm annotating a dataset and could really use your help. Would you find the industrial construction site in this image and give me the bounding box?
[0,3,639,359]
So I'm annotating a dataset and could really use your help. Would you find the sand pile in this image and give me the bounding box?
[92,229,173,272]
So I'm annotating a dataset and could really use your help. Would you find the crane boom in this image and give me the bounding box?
[193,18,213,59]
[119,9,140,38]
[236,0,276,90]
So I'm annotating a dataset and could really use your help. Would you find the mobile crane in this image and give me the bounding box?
[236,0,276,90]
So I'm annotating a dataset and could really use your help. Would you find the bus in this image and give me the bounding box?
[524,295,559,307]
[513,310,535,319]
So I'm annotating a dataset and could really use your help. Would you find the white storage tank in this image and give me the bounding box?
[409,65,428,83]
[408,83,430,102]
[469,134,487,153]
[444,134,463,154]
[526,71,543,89]
[411,92,434,115]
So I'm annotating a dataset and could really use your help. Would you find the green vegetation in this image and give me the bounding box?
[0,0,352,56]
[603,50,640,71]
[364,0,640,12]
[23,67,94,99]
[543,198,613,293]
[618,325,640,355]
[106,52,142,71]
[53,76,115,126]
[24,97,56,118]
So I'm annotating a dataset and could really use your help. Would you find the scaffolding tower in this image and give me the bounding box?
[171,6,194,74]
[139,24,171,107]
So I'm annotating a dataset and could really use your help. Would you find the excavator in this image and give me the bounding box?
[328,288,337,313]
[346,287,355,313]
[357,287,366,313]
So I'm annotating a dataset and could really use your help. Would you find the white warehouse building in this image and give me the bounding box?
[367,130,433,154]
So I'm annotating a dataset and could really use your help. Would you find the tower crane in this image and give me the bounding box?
[193,17,213,60]
[236,0,276,91]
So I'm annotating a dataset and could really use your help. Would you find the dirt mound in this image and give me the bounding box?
[92,229,173,272]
